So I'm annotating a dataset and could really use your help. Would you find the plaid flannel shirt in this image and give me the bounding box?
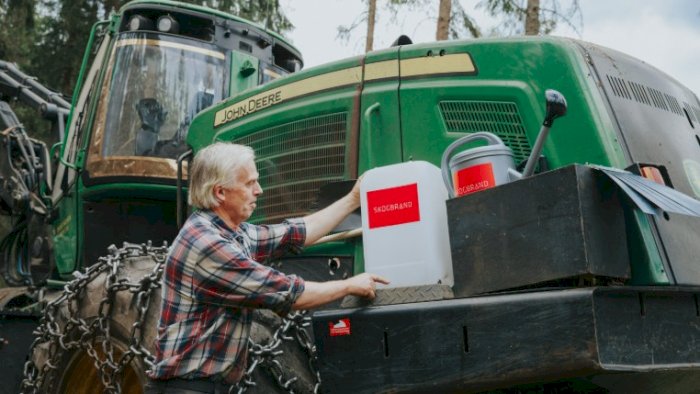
[148,209,306,383]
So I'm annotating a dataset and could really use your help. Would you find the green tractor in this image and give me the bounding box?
[2,0,700,392]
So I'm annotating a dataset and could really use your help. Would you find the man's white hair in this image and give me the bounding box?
[188,142,256,209]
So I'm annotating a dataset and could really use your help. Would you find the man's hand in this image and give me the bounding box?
[347,174,364,210]
[303,175,364,245]
[292,273,391,310]
[346,273,390,299]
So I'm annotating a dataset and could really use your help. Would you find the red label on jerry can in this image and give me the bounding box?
[454,163,496,196]
[367,183,421,229]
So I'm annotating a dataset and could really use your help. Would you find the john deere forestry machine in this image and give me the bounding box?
[2,0,700,393]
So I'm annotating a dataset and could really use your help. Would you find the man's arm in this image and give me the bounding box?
[292,273,389,310]
[303,178,361,246]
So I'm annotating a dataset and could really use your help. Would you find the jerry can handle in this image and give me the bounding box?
[441,132,505,198]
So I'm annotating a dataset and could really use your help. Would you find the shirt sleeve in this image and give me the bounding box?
[245,218,306,262]
[192,235,306,317]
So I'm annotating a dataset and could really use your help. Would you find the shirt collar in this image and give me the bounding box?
[197,209,246,239]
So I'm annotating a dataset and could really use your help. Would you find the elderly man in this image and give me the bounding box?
[146,142,387,393]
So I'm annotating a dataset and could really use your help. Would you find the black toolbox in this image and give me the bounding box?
[447,164,629,297]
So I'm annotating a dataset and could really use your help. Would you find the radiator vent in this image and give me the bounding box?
[439,100,532,164]
[647,87,669,111]
[605,74,691,118]
[683,102,698,123]
[607,75,632,100]
[233,112,347,223]
[628,81,651,106]
[665,94,683,115]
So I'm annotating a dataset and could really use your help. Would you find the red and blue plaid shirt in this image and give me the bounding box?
[148,209,306,383]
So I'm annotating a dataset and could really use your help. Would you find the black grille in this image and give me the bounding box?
[683,102,698,123]
[607,75,631,100]
[648,87,669,111]
[234,113,348,223]
[628,81,651,105]
[605,74,688,118]
[665,93,683,115]
[439,100,532,163]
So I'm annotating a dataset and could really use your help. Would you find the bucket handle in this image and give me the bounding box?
[441,132,505,198]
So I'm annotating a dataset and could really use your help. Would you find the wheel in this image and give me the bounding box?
[23,244,162,394]
[22,243,319,393]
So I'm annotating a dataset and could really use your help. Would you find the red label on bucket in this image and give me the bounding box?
[454,163,496,196]
[367,183,420,229]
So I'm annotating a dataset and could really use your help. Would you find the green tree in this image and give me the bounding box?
[436,0,451,39]
[195,0,294,33]
[338,0,429,52]
[478,0,582,36]
[432,0,479,40]
[366,0,377,51]
[0,0,56,144]
[0,0,36,65]
[340,0,580,50]
[31,0,101,95]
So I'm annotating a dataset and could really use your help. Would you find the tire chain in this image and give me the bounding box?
[19,241,322,394]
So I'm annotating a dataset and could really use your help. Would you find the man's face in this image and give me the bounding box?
[215,161,262,228]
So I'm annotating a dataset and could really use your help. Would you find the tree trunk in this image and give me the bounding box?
[436,0,452,40]
[365,0,377,52]
[103,0,122,15]
[525,0,540,35]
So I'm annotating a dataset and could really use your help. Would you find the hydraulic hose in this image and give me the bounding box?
[0,219,30,286]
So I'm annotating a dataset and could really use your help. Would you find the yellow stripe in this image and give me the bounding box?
[214,53,475,127]
[400,53,475,77]
[215,66,362,127]
[365,60,399,81]
[116,38,225,59]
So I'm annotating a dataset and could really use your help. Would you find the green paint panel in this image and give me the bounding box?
[358,48,402,172]
[397,37,624,169]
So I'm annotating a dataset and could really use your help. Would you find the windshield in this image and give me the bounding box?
[101,33,226,159]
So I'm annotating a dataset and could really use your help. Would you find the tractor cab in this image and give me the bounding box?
[84,1,302,184]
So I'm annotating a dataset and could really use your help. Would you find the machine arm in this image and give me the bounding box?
[0,61,63,286]
[0,60,70,124]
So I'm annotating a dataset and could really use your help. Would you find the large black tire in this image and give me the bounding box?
[23,244,318,393]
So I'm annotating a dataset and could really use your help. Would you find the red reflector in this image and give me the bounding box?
[641,166,666,185]
[329,318,351,336]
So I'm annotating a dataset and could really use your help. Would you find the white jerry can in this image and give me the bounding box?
[360,161,453,288]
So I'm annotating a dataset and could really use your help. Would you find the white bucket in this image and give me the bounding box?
[360,161,453,288]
